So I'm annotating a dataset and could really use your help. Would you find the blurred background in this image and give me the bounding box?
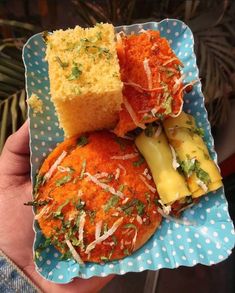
[0,1,234,292]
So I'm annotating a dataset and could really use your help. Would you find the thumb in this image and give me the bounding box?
[0,120,30,176]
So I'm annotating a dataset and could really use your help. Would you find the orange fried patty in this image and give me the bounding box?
[34,131,162,263]
[114,30,184,136]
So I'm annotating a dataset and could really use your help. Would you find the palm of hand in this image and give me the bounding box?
[0,122,112,293]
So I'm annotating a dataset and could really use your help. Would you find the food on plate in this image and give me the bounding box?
[34,131,162,263]
[135,127,191,205]
[163,111,223,198]
[28,93,43,114]
[30,23,224,265]
[135,111,223,215]
[114,30,195,136]
[45,23,123,137]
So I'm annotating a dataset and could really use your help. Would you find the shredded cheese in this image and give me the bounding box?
[112,212,119,217]
[196,179,208,192]
[118,164,127,176]
[169,144,180,170]
[154,124,162,138]
[122,197,129,204]
[169,98,183,118]
[120,239,124,249]
[158,199,172,215]
[85,172,124,198]
[111,153,138,160]
[123,97,146,129]
[95,220,103,240]
[85,217,123,254]
[94,172,109,179]
[162,57,178,66]
[103,241,115,246]
[139,175,156,193]
[172,74,186,94]
[65,239,84,265]
[142,168,152,180]
[157,207,196,226]
[115,168,121,180]
[143,58,152,89]
[136,215,143,224]
[132,229,138,249]
[124,81,164,92]
[44,151,67,181]
[78,212,86,251]
[57,166,71,172]
[143,168,148,176]
[34,205,50,220]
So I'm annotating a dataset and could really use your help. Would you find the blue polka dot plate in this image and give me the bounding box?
[23,19,235,283]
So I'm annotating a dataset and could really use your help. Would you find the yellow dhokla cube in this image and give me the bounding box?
[45,23,123,137]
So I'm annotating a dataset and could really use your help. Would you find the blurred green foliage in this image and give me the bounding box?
[0,0,235,151]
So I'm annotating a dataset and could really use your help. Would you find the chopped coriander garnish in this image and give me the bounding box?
[76,199,86,210]
[104,195,119,212]
[100,256,109,262]
[70,236,81,246]
[145,192,151,208]
[118,184,125,192]
[124,223,137,230]
[34,174,45,197]
[112,235,117,245]
[153,198,159,207]
[72,86,82,95]
[114,137,126,150]
[108,248,114,259]
[193,127,205,137]
[77,136,88,147]
[79,159,86,180]
[163,95,173,115]
[96,31,102,41]
[55,56,69,68]
[67,62,82,80]
[103,222,109,233]
[179,157,211,185]
[60,250,72,260]
[24,199,50,207]
[55,175,72,187]
[87,210,96,224]
[124,248,130,255]
[136,200,145,216]
[155,113,165,120]
[180,157,195,175]
[195,161,211,185]
[34,250,40,260]
[121,198,145,216]
[98,47,112,59]
[35,237,51,257]
[186,120,193,125]
[133,156,145,167]
[53,199,70,219]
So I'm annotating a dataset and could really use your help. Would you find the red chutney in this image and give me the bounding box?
[114,30,184,136]
[35,131,162,263]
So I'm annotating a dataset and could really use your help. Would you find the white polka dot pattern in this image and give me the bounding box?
[23,19,235,283]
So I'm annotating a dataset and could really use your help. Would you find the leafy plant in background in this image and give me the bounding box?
[0,0,235,151]
[0,19,38,150]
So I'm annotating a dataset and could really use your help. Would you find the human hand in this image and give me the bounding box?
[0,121,112,293]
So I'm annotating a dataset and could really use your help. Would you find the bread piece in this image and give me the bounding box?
[46,23,123,137]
